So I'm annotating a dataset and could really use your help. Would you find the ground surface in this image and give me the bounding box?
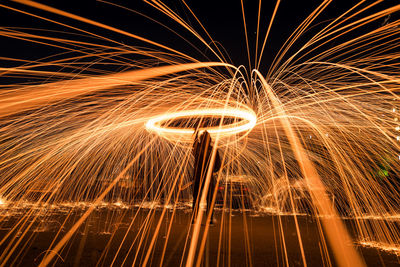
[0,204,399,266]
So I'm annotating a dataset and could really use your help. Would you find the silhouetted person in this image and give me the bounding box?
[192,130,221,224]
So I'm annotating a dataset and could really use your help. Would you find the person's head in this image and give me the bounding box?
[200,130,211,143]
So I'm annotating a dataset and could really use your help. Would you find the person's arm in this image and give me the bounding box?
[213,149,221,172]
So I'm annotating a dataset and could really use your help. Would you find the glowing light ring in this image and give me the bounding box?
[146,108,257,137]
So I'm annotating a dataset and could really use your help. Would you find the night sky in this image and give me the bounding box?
[0,1,398,74]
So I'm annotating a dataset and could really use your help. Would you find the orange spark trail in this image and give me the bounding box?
[255,70,365,267]
[0,62,232,118]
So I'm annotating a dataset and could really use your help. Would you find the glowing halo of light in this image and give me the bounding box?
[145,108,257,142]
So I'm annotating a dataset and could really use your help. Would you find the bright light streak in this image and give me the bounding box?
[145,108,257,142]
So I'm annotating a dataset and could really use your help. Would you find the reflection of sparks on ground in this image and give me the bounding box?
[358,241,400,256]
[1,200,400,258]
[0,1,400,267]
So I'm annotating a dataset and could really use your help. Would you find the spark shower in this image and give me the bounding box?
[0,0,400,266]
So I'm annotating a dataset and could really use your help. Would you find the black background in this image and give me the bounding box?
[0,0,398,74]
